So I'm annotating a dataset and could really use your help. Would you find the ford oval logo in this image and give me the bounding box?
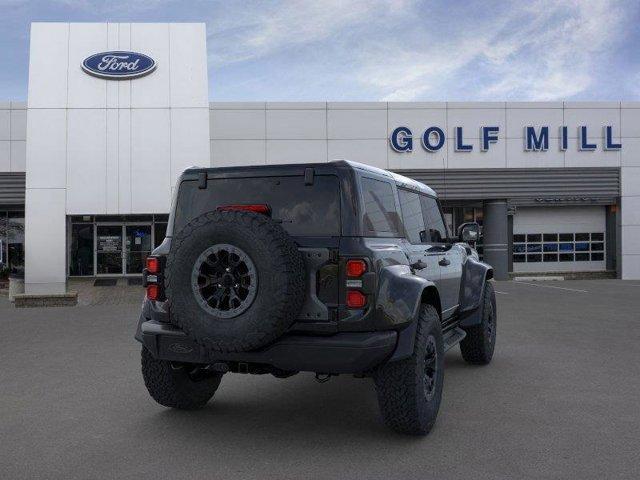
[82,51,156,80]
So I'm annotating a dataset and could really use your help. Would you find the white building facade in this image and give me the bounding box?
[0,22,639,294]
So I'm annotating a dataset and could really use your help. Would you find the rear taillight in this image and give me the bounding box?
[146,284,160,301]
[345,258,368,309]
[144,256,164,301]
[346,259,367,277]
[346,290,367,308]
[146,257,160,274]
[217,204,271,215]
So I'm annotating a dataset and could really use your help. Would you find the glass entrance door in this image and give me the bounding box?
[96,225,123,275]
[125,225,152,274]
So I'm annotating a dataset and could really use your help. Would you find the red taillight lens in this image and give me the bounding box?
[217,204,271,215]
[346,290,366,308]
[146,284,159,301]
[146,257,160,274]
[346,259,367,277]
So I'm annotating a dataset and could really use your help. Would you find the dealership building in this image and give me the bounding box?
[1,22,640,295]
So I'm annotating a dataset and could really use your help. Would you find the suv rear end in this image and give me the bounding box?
[137,161,401,374]
[135,160,497,436]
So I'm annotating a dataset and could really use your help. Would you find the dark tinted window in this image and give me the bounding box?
[398,189,426,244]
[173,175,340,237]
[420,195,447,243]
[361,177,401,235]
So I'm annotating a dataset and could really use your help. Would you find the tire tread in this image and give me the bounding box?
[141,347,222,410]
[460,281,496,365]
[374,304,443,435]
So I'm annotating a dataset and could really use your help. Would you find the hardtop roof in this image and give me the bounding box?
[184,160,437,197]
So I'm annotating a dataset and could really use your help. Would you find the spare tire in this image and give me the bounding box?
[165,210,305,353]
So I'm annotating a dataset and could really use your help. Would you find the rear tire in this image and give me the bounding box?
[460,281,497,365]
[373,304,444,435]
[141,347,223,410]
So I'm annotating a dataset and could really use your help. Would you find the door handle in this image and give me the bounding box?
[410,260,428,270]
[438,257,450,267]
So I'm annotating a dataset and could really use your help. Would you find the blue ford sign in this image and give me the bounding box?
[82,51,156,80]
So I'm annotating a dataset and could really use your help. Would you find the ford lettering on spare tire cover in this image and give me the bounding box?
[82,51,156,79]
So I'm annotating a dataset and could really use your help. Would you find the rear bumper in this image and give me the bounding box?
[135,317,397,374]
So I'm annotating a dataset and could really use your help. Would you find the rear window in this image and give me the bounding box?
[361,177,402,236]
[172,175,341,237]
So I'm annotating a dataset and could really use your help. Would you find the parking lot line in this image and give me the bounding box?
[494,291,509,295]
[513,281,589,293]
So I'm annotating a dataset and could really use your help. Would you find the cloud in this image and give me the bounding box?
[1,0,636,101]
[206,0,634,101]
[358,0,628,101]
[207,0,413,66]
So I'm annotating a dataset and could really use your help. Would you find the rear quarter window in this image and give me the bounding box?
[398,188,426,244]
[360,177,402,236]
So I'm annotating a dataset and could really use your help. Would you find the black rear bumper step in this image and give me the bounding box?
[136,319,397,374]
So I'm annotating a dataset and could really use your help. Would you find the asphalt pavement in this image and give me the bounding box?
[1,279,639,479]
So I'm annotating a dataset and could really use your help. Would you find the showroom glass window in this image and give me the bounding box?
[512,232,605,263]
[0,211,6,276]
[68,214,171,277]
[153,214,169,248]
[1,211,25,274]
[70,219,94,276]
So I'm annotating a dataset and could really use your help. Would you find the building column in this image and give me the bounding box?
[606,204,617,273]
[24,188,67,294]
[621,166,640,279]
[483,200,509,280]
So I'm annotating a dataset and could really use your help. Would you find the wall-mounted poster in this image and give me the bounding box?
[98,236,121,252]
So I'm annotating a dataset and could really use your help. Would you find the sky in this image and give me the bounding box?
[1,0,639,102]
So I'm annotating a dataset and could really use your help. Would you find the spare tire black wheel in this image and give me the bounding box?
[165,210,305,353]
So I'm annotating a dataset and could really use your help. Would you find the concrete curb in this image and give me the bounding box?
[13,292,78,308]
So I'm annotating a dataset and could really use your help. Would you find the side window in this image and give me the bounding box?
[361,177,401,235]
[398,189,426,244]
[420,195,448,243]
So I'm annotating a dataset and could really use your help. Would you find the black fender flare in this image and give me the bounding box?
[457,256,493,327]
[377,265,441,362]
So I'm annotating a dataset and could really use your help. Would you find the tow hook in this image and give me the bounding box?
[315,373,331,383]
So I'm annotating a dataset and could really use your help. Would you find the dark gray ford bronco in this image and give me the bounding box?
[136,160,496,435]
